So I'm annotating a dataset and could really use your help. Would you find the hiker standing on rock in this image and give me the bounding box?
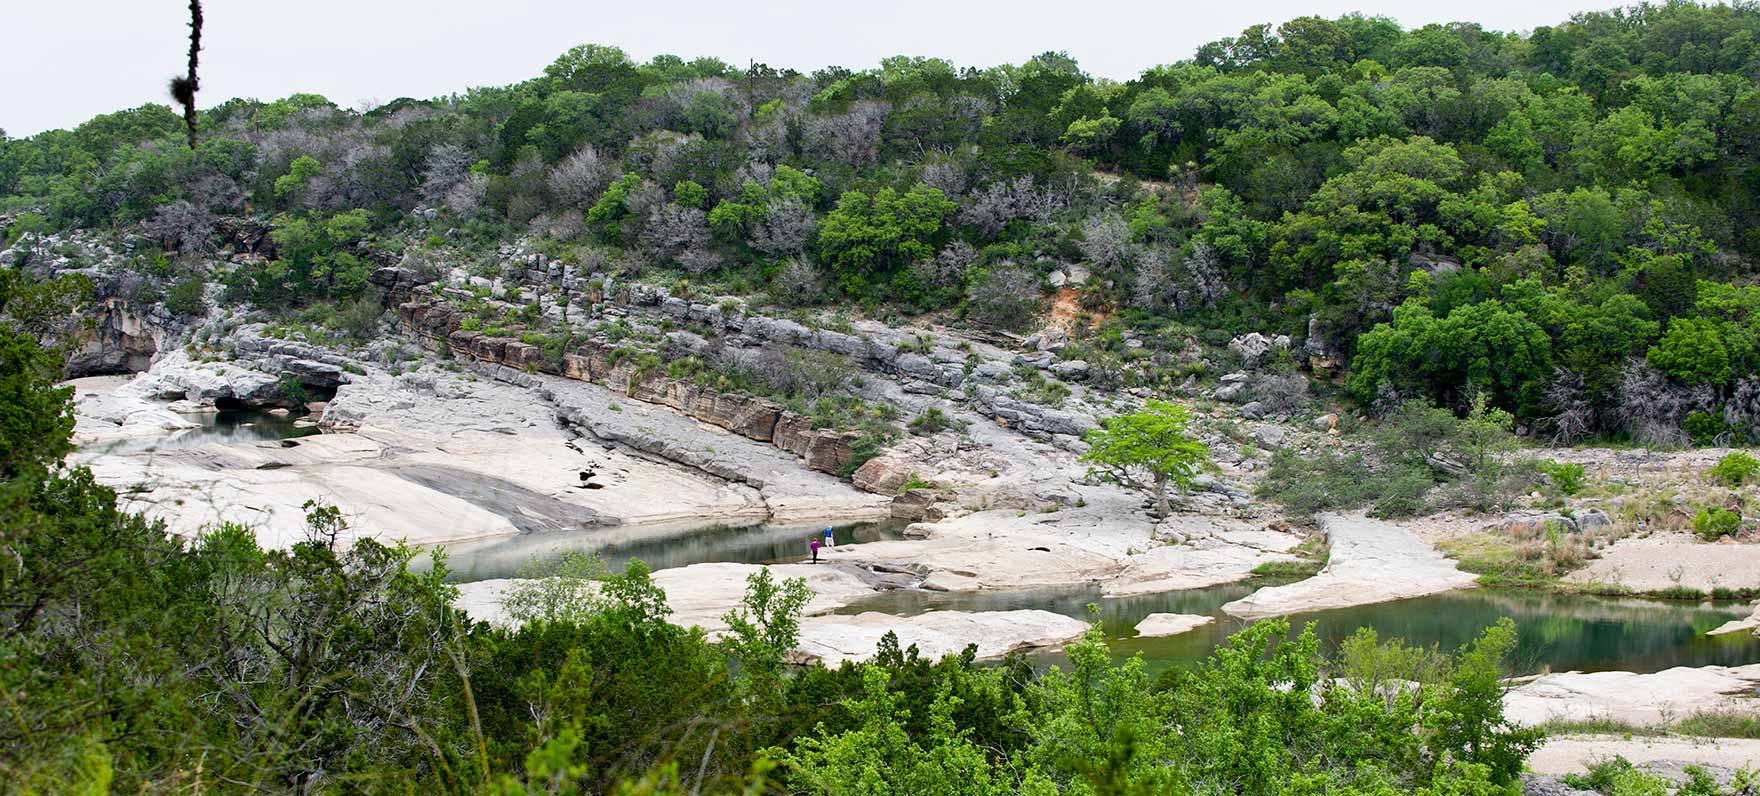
[810,536,821,563]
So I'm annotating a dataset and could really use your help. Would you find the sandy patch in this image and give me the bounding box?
[1528,734,1760,775]
[1564,534,1760,593]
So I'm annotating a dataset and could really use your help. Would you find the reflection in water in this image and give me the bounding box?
[425,519,907,581]
[87,408,319,455]
[846,581,1760,675]
[428,521,1760,676]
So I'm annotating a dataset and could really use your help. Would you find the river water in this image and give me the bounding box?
[106,399,1760,674]
[429,519,1760,675]
[86,407,320,455]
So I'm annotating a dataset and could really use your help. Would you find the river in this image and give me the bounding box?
[428,520,1760,676]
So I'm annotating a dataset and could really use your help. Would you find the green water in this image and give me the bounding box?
[429,519,907,581]
[843,581,1760,675]
[434,521,1759,676]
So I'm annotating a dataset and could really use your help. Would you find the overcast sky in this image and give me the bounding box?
[5,0,1630,137]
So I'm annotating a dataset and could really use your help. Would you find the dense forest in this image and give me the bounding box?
[8,2,1760,444]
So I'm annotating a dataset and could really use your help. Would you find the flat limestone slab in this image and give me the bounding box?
[1133,613,1213,638]
[1709,602,1760,636]
[454,561,878,631]
[1502,664,1760,727]
[1529,734,1760,776]
[792,610,1088,667]
[1221,513,1478,619]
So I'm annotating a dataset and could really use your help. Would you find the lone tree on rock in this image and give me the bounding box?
[1082,399,1210,517]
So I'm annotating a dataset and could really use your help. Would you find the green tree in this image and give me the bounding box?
[1648,316,1735,386]
[1081,399,1210,517]
[817,184,954,295]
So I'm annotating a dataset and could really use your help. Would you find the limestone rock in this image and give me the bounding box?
[1498,511,1579,535]
[1050,360,1089,380]
[852,456,915,495]
[1133,613,1214,638]
[891,488,945,522]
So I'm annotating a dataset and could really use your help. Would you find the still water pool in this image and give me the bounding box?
[843,581,1760,675]
[87,407,320,455]
[429,521,1759,676]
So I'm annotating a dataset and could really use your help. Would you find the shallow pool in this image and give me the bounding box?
[428,520,1760,675]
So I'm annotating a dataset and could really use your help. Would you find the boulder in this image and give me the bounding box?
[1228,333,1288,367]
[852,456,916,495]
[1250,426,1288,448]
[892,489,945,522]
[1497,511,1578,536]
[1312,413,1339,431]
[972,361,1013,382]
[1050,360,1089,380]
[1239,401,1270,420]
[1214,381,1248,403]
[1574,508,1613,532]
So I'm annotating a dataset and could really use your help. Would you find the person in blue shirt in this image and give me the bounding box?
[823,526,835,548]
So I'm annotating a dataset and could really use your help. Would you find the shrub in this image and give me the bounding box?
[1537,460,1586,496]
[1691,506,1741,541]
[1708,451,1760,487]
[1684,410,1733,446]
[1371,467,1434,518]
[907,407,958,435]
[164,276,207,318]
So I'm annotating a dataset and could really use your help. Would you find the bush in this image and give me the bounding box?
[1684,410,1733,446]
[1692,506,1741,541]
[164,276,207,317]
[907,407,958,435]
[1538,460,1586,496]
[1371,467,1435,518]
[1708,451,1760,487]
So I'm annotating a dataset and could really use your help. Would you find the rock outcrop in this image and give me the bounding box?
[395,296,864,479]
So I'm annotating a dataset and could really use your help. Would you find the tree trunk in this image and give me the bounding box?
[1153,473,1170,518]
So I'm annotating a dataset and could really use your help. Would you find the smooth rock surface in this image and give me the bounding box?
[793,610,1088,666]
[1133,613,1214,638]
[1709,602,1760,636]
[1221,513,1478,618]
[1502,664,1760,727]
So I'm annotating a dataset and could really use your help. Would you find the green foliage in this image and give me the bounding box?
[1081,400,1209,517]
[163,275,206,317]
[1538,460,1586,496]
[1648,316,1735,386]
[1692,506,1741,541]
[908,406,959,435]
[1708,451,1760,487]
[719,567,811,687]
[818,184,954,296]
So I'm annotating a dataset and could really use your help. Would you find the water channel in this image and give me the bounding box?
[428,520,1760,676]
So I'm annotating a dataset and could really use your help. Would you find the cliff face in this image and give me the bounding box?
[394,294,863,478]
[64,297,164,376]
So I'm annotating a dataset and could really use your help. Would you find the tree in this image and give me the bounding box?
[1081,400,1210,517]
[1648,316,1735,386]
[817,184,954,295]
[719,567,810,688]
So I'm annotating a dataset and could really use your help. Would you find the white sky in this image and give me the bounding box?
[5,0,1630,137]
